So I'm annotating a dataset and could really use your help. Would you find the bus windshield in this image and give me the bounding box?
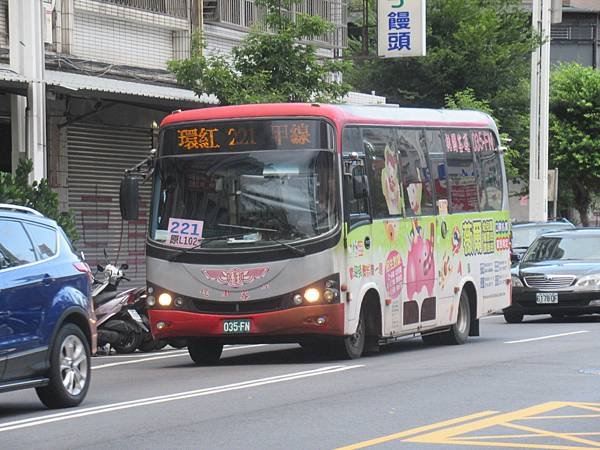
[150,150,338,249]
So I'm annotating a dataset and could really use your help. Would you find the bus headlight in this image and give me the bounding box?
[304,288,321,303]
[158,293,173,306]
[146,295,156,307]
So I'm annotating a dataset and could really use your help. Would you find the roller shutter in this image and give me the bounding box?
[0,0,8,48]
[67,124,152,288]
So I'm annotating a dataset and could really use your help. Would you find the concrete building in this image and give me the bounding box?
[0,0,382,284]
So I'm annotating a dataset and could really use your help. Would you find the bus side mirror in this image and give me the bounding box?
[120,174,139,221]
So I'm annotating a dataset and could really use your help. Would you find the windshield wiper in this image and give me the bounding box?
[167,233,247,261]
[217,224,306,256]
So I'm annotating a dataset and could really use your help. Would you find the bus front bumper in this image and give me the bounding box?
[149,304,345,341]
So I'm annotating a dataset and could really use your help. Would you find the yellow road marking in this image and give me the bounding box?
[503,422,600,448]
[406,401,568,444]
[573,404,600,414]
[405,401,600,449]
[527,414,600,420]
[334,410,498,450]
[337,402,600,450]
[459,432,600,441]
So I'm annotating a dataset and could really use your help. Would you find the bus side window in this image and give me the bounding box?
[362,127,404,218]
[443,129,479,213]
[471,129,503,211]
[342,126,369,220]
[424,130,449,214]
[397,129,434,216]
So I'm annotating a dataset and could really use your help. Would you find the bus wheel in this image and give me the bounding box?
[188,339,223,365]
[333,310,365,359]
[503,310,524,324]
[439,290,471,345]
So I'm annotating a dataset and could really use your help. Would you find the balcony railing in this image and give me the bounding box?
[551,25,596,41]
[94,0,190,18]
[203,0,347,49]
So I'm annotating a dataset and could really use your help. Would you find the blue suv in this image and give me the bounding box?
[0,204,96,408]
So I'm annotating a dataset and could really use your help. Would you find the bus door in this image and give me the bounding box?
[343,159,374,323]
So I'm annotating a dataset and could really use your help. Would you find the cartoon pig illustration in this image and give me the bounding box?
[406,221,435,300]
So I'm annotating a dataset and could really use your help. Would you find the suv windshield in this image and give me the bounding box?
[150,150,337,249]
[523,235,600,262]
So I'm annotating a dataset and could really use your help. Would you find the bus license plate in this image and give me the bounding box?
[536,292,558,304]
[223,319,251,334]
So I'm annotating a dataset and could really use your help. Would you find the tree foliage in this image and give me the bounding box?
[0,159,78,241]
[548,63,600,226]
[346,0,536,108]
[169,0,351,105]
[347,0,535,186]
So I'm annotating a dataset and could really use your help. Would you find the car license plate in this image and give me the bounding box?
[223,319,251,334]
[536,292,558,304]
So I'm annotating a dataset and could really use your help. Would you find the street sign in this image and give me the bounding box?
[377,0,426,58]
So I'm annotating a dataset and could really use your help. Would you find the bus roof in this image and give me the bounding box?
[161,103,497,131]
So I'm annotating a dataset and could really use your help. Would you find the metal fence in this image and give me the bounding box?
[551,25,596,41]
[94,0,190,18]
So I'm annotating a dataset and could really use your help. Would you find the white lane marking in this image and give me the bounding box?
[94,349,188,359]
[92,344,269,370]
[480,315,502,320]
[504,330,589,344]
[0,365,364,433]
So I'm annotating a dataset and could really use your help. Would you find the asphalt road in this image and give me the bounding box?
[1,314,599,450]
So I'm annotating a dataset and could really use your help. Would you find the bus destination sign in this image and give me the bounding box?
[163,120,326,154]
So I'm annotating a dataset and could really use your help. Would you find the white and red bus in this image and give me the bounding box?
[120,103,511,363]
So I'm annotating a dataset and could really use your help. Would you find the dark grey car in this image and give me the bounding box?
[510,219,575,266]
[504,228,600,323]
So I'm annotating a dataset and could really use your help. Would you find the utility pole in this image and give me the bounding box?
[528,0,562,222]
[9,0,47,181]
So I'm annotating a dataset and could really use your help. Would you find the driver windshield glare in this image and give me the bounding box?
[523,236,600,262]
[151,150,337,248]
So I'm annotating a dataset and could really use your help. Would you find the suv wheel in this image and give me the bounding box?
[36,323,91,409]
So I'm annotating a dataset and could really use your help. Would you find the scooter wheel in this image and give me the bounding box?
[113,331,142,354]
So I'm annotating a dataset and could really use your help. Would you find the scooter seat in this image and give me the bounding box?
[94,290,118,308]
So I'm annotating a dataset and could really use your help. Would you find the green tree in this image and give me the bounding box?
[169,0,351,105]
[346,0,536,109]
[549,63,600,226]
[346,0,536,186]
[0,159,78,241]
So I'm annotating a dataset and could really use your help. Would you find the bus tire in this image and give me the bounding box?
[332,309,365,359]
[503,310,524,323]
[439,290,471,345]
[188,339,223,365]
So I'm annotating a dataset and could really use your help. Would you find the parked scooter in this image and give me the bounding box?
[93,253,149,354]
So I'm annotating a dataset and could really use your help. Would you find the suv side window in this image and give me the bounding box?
[0,219,37,268]
[24,223,57,260]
